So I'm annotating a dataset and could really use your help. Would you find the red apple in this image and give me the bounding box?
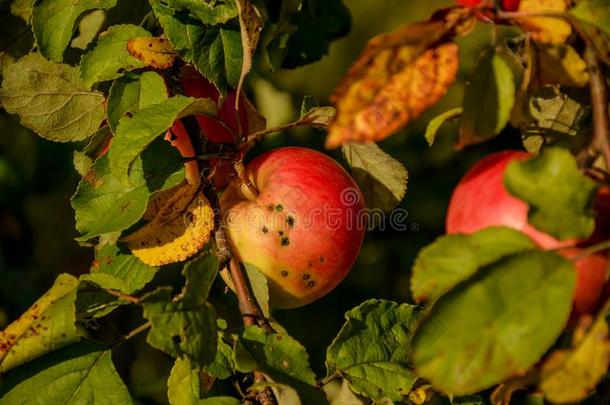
[446,150,609,314]
[501,0,520,11]
[220,147,366,308]
[456,0,484,8]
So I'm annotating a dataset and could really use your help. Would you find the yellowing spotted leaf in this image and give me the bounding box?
[516,0,571,44]
[326,11,464,148]
[125,182,214,266]
[127,37,177,69]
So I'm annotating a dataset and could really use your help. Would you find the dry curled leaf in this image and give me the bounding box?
[515,0,571,44]
[236,0,263,104]
[125,182,214,266]
[326,10,464,148]
[127,37,177,69]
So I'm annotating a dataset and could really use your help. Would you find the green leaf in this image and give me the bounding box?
[412,250,576,395]
[424,107,462,146]
[160,0,239,25]
[410,227,536,303]
[235,326,324,403]
[182,245,219,303]
[71,137,184,240]
[203,337,234,379]
[0,274,80,373]
[326,299,422,401]
[0,343,132,404]
[342,142,407,213]
[570,0,610,36]
[504,147,599,241]
[108,95,217,184]
[459,49,515,148]
[83,243,157,294]
[141,288,217,368]
[151,0,242,94]
[32,0,118,61]
[71,10,106,50]
[79,24,151,87]
[168,357,238,405]
[242,263,270,317]
[10,0,33,21]
[0,53,105,142]
[107,71,169,133]
[0,11,34,73]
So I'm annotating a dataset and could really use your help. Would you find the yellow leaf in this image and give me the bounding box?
[127,37,177,69]
[538,44,590,87]
[516,0,571,44]
[539,315,610,404]
[125,182,214,266]
[326,10,465,148]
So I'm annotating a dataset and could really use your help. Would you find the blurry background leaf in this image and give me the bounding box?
[569,0,610,36]
[515,0,571,45]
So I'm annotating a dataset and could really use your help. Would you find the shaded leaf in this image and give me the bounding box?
[412,251,576,395]
[0,11,34,73]
[158,0,238,25]
[411,227,536,303]
[72,137,184,240]
[504,147,599,240]
[425,107,462,146]
[326,9,468,148]
[0,53,105,142]
[204,336,234,379]
[570,0,610,36]
[106,71,169,133]
[127,36,178,69]
[80,24,151,87]
[125,182,214,266]
[326,299,422,401]
[141,288,217,367]
[342,142,407,213]
[459,49,515,148]
[108,95,217,184]
[242,263,270,317]
[182,244,219,302]
[515,0,572,44]
[167,357,237,405]
[0,274,80,373]
[539,316,610,404]
[538,44,589,87]
[236,0,263,97]
[0,343,132,404]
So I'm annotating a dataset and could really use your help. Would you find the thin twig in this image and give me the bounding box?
[584,47,610,170]
[105,289,140,304]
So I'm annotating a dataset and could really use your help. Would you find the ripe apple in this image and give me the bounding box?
[456,0,484,8]
[446,150,609,314]
[501,0,520,11]
[220,147,366,309]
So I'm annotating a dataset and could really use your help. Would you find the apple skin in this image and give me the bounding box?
[220,147,366,309]
[501,0,520,11]
[456,0,484,7]
[446,150,609,315]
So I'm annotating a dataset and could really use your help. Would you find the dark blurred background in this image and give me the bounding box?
[0,0,522,401]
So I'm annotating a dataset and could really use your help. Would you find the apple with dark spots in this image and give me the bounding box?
[446,150,609,315]
[220,147,366,308]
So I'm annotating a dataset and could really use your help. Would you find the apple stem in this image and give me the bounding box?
[571,240,610,261]
[584,47,610,171]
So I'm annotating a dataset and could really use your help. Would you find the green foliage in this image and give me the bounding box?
[326,299,421,401]
[412,251,576,395]
[0,343,132,404]
[79,24,151,87]
[242,263,270,317]
[570,0,610,36]
[504,147,599,241]
[424,107,462,146]
[0,53,105,142]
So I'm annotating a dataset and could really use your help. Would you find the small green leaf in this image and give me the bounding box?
[459,49,515,148]
[80,24,151,87]
[412,251,576,395]
[570,0,610,36]
[0,274,80,373]
[504,147,599,240]
[342,142,407,213]
[0,343,132,404]
[182,245,219,302]
[72,138,184,240]
[204,336,234,379]
[151,1,242,94]
[235,326,324,403]
[0,53,105,142]
[108,95,217,184]
[32,0,118,61]
[160,0,239,25]
[107,71,169,133]
[326,299,422,401]
[141,288,217,367]
[425,107,462,146]
[243,263,270,317]
[411,227,536,303]
[167,357,237,405]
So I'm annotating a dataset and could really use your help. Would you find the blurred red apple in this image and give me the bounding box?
[446,150,609,314]
[501,0,520,11]
[220,147,366,308]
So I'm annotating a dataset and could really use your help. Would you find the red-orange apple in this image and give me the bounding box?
[446,150,609,314]
[220,147,366,308]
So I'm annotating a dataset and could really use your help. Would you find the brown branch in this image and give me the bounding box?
[584,47,610,170]
[104,289,140,304]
